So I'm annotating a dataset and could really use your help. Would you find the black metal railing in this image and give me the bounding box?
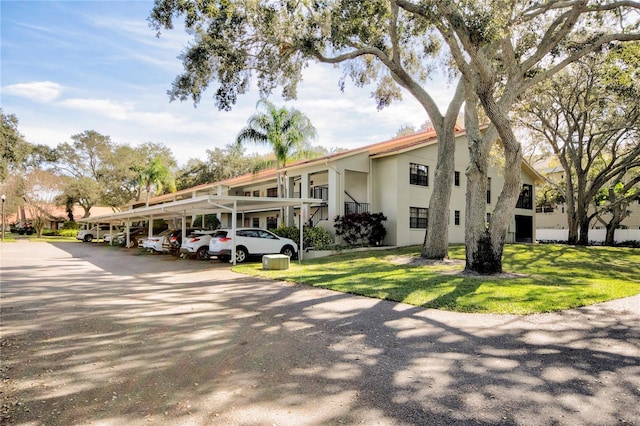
[310,186,329,201]
[308,206,329,227]
[344,202,370,214]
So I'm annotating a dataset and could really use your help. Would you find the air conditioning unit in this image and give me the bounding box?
[262,254,290,270]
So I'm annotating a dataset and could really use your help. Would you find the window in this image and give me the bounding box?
[486,213,492,224]
[454,171,460,187]
[257,230,278,239]
[410,163,429,186]
[410,207,428,229]
[267,187,278,198]
[486,177,492,204]
[516,184,533,209]
[238,229,258,237]
[252,217,259,228]
[253,190,260,197]
[454,210,461,226]
[243,191,251,197]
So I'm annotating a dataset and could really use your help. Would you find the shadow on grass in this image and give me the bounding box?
[421,278,483,310]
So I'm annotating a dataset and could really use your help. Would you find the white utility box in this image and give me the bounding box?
[262,254,290,270]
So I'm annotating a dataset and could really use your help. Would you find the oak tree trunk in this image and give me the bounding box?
[465,91,523,274]
[421,125,456,259]
[418,80,465,260]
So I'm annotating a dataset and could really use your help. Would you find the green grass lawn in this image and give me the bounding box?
[28,235,80,242]
[0,233,79,243]
[233,244,640,314]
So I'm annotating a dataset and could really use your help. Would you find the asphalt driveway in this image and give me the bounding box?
[1,241,638,425]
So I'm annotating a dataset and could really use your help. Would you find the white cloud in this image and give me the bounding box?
[57,97,193,131]
[58,98,133,120]
[2,81,63,103]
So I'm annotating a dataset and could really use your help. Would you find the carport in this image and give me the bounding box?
[79,194,324,264]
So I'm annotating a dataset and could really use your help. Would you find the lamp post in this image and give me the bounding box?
[1,194,5,242]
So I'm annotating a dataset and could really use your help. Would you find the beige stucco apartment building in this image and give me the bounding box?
[535,167,640,243]
[141,127,542,247]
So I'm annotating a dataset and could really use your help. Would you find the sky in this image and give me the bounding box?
[1,0,456,166]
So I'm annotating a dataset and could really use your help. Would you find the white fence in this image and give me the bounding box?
[536,228,640,243]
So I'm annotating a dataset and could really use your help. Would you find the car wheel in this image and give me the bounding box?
[218,255,230,263]
[281,245,295,258]
[235,247,248,263]
[84,235,93,242]
[197,246,210,260]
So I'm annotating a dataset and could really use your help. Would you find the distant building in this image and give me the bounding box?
[7,205,114,230]
[536,167,640,231]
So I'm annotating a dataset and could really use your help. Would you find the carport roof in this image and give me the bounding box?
[79,195,324,224]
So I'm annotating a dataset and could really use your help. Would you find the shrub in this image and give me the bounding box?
[62,221,80,230]
[303,226,333,249]
[59,229,79,237]
[273,225,299,241]
[272,225,334,250]
[192,214,220,230]
[334,212,387,246]
[367,212,387,246]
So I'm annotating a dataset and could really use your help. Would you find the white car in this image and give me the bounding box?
[77,225,114,242]
[179,230,217,260]
[104,232,120,245]
[140,229,174,253]
[208,228,298,263]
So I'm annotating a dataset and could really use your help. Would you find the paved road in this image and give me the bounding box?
[1,241,639,425]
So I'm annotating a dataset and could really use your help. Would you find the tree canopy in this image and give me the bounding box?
[53,132,180,213]
[1,110,32,182]
[236,99,318,171]
[150,0,640,273]
[520,45,640,245]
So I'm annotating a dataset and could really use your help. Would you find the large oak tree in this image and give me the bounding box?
[520,45,640,245]
[149,0,466,262]
[150,0,639,273]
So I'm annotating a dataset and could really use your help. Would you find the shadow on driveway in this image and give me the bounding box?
[1,242,639,425]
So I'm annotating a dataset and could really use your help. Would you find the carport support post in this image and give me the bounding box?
[286,176,295,227]
[149,216,154,240]
[126,221,131,247]
[181,215,187,251]
[231,200,237,266]
[299,201,304,262]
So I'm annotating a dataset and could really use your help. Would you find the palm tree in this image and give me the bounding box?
[135,157,176,206]
[236,99,318,199]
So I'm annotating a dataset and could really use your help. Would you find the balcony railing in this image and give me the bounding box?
[345,202,370,214]
[308,206,329,227]
[310,186,329,201]
[536,206,555,213]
